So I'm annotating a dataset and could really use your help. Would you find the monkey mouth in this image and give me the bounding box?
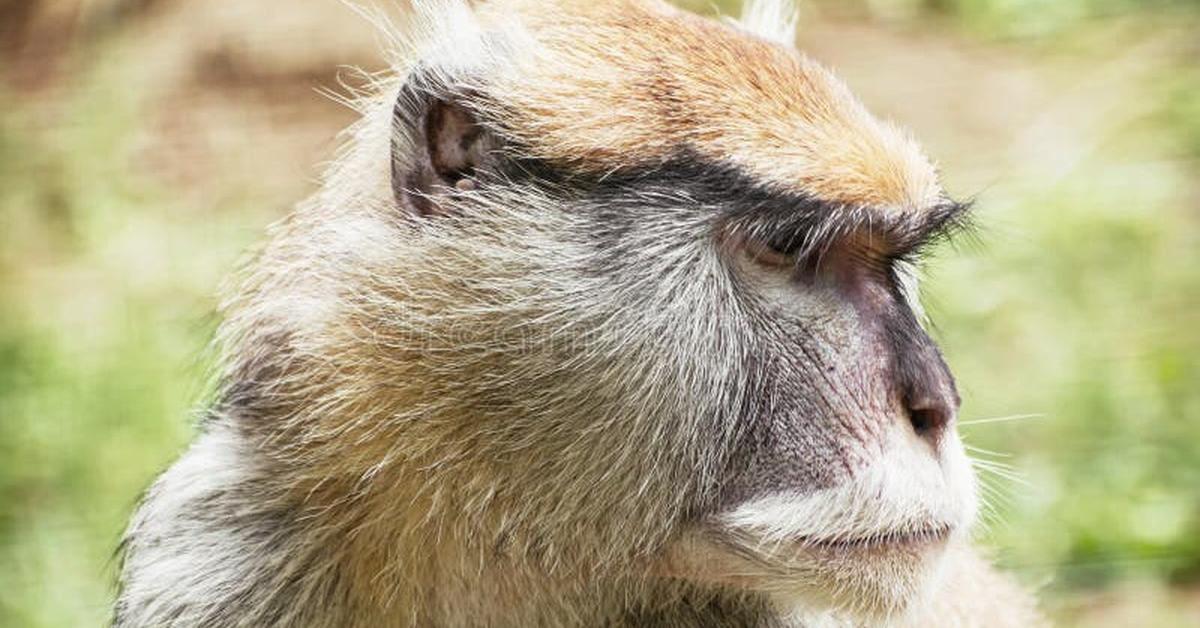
[659,523,957,590]
[797,524,954,553]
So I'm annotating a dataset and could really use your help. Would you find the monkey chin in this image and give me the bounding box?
[657,436,978,621]
[660,524,960,622]
[765,526,960,622]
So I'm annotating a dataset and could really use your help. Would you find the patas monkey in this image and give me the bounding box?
[116,1,1045,626]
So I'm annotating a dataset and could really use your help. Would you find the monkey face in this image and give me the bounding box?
[649,195,979,619]
[365,0,977,620]
[525,158,977,619]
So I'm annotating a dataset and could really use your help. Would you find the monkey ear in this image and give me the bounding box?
[391,80,502,217]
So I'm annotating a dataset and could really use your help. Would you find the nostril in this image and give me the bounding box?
[905,399,952,443]
[909,407,940,435]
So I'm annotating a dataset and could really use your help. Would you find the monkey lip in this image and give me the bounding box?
[797,524,954,553]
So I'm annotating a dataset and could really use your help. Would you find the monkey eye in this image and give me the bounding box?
[740,231,805,268]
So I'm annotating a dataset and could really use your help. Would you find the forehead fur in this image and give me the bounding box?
[427,0,940,210]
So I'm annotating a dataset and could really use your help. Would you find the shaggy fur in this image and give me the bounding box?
[115,1,1045,626]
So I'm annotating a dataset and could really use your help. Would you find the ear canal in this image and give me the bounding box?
[425,100,489,186]
[391,76,499,217]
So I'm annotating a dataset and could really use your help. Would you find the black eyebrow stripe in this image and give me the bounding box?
[628,153,977,262]
[490,145,974,263]
[576,149,850,223]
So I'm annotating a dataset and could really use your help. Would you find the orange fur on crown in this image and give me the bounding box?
[469,0,942,211]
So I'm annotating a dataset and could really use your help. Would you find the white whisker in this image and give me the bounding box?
[958,413,1045,426]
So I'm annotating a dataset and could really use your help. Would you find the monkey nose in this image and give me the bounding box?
[895,332,960,448]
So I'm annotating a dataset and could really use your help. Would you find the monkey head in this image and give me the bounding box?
[233,0,979,621]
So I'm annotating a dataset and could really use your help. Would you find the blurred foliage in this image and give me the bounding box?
[922,0,1198,37]
[1,0,1199,626]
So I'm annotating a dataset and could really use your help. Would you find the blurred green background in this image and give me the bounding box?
[1,0,1198,625]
